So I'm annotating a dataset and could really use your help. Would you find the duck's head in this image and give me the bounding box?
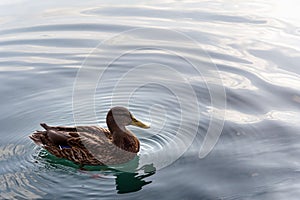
[106,106,150,132]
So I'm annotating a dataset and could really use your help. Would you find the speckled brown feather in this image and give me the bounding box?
[29,124,138,165]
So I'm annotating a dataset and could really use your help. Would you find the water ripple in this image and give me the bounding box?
[82,6,267,24]
[0,38,98,48]
[0,23,135,35]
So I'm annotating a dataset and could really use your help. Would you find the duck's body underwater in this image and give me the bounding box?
[29,107,150,166]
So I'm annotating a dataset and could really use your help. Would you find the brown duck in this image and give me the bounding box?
[29,107,150,166]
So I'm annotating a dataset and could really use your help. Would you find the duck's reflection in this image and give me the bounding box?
[38,151,156,194]
[115,164,156,194]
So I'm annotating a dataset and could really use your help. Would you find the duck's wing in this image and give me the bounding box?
[29,123,112,165]
[30,123,110,147]
[39,123,112,139]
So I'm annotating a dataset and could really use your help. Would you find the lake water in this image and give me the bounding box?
[1,0,300,199]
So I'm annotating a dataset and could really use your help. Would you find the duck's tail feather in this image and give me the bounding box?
[29,123,50,146]
[29,131,45,147]
[40,123,51,130]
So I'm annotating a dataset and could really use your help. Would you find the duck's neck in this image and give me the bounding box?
[106,115,126,133]
[106,117,140,153]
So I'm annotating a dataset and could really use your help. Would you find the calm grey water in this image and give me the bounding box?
[1,0,300,199]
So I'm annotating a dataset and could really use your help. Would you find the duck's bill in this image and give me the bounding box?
[131,116,150,129]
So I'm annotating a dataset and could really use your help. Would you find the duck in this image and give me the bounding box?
[29,106,150,166]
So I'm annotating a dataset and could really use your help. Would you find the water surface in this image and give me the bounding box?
[0,0,300,199]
